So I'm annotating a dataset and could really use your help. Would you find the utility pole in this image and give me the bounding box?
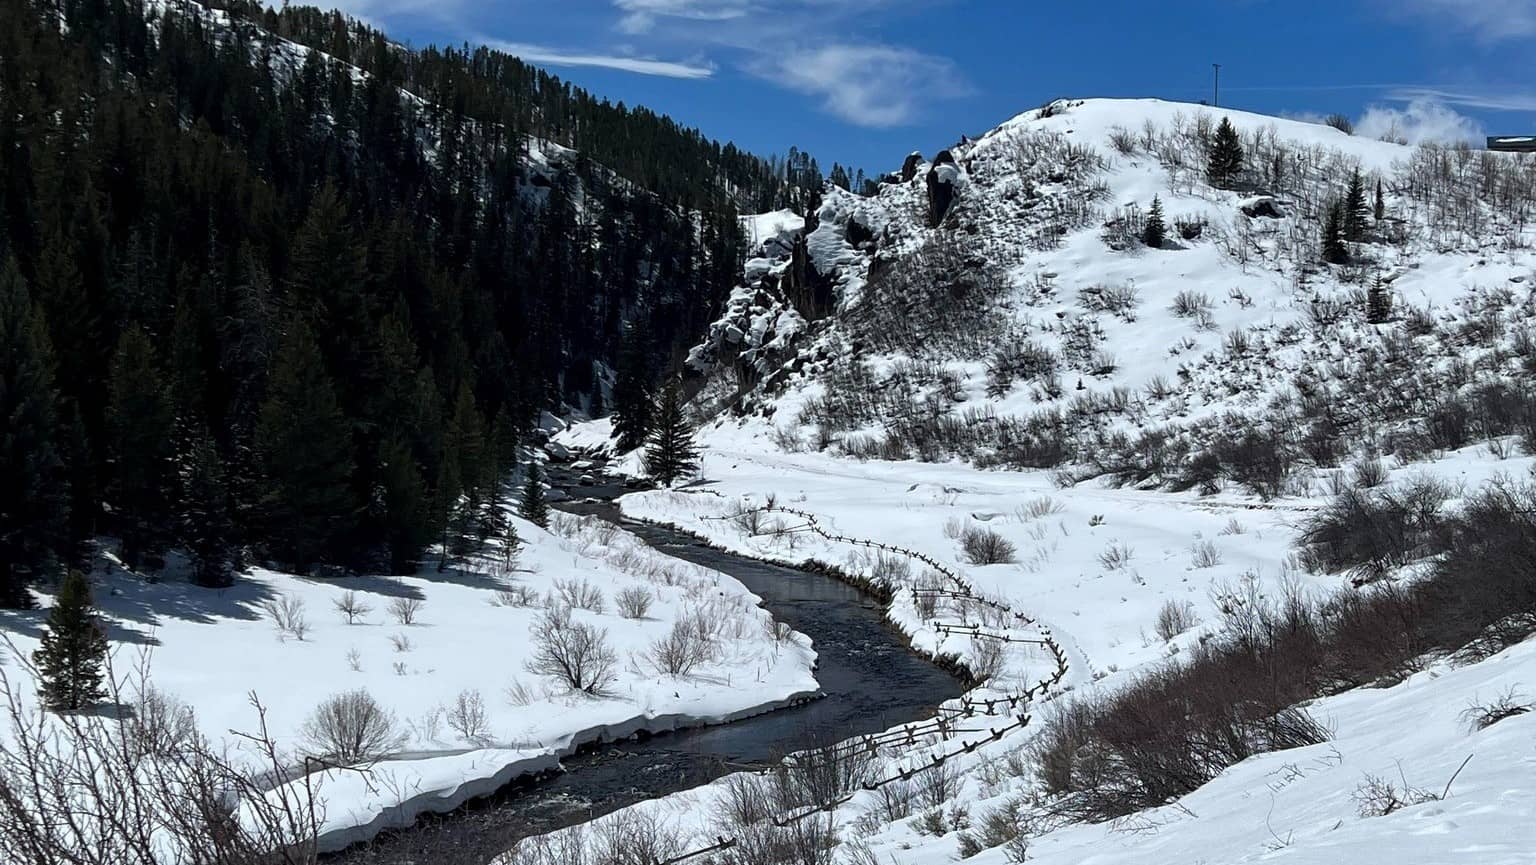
[1212,63,1221,107]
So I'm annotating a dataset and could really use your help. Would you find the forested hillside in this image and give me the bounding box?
[0,0,822,600]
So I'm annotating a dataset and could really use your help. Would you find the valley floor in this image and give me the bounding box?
[531,421,1536,865]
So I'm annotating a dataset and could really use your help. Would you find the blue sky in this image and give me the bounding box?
[323,0,1536,176]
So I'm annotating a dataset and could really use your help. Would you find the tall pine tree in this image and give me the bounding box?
[179,428,235,588]
[254,320,358,573]
[1207,117,1245,189]
[611,323,654,452]
[0,257,68,608]
[645,380,699,487]
[1321,201,1349,265]
[105,327,176,570]
[1142,196,1166,248]
[34,569,108,711]
[518,463,548,529]
[1343,168,1369,243]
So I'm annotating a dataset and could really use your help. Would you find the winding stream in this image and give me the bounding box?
[329,464,965,865]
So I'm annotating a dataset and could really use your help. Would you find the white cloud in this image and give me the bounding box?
[754,44,965,127]
[1388,87,1536,113]
[612,0,755,21]
[1355,97,1485,145]
[1396,0,1536,41]
[482,39,715,78]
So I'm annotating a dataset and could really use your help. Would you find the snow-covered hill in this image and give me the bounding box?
[540,98,1536,865]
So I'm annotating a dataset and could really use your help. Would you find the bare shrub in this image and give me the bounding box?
[1190,540,1223,569]
[649,620,711,677]
[333,590,373,625]
[1323,113,1354,134]
[864,777,915,824]
[868,551,913,588]
[0,656,324,865]
[1169,289,1213,319]
[915,755,963,810]
[1353,772,1436,818]
[1460,688,1532,731]
[526,607,618,695]
[1351,458,1389,489]
[301,689,403,764]
[1155,599,1199,641]
[446,689,492,746]
[555,578,606,613]
[969,637,1006,684]
[615,587,653,619]
[504,677,539,707]
[1297,478,1450,582]
[962,526,1018,565]
[388,596,424,625]
[1098,541,1133,571]
[1015,496,1063,521]
[590,811,686,865]
[389,632,413,653]
[778,740,880,809]
[957,798,1026,859]
[494,584,541,608]
[261,594,310,641]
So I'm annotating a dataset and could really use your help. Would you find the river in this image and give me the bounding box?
[328,463,965,864]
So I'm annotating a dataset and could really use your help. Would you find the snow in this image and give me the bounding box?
[0,509,816,852]
[534,96,1536,864]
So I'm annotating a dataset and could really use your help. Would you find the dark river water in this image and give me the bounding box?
[328,465,964,865]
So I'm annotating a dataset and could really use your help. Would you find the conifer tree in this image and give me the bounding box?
[254,320,358,573]
[645,380,699,487]
[1207,117,1245,188]
[519,463,548,529]
[0,257,69,608]
[180,428,235,588]
[377,432,430,574]
[1142,196,1167,248]
[1321,201,1349,264]
[106,327,176,570]
[34,569,108,711]
[1343,168,1369,242]
[612,324,654,452]
[1366,277,1393,324]
[1373,178,1386,222]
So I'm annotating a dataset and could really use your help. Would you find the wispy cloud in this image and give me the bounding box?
[1386,86,1536,113]
[481,39,715,79]
[753,43,966,127]
[1394,0,1536,41]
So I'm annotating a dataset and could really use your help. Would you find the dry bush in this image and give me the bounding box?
[777,740,880,810]
[1351,458,1389,489]
[956,798,1028,860]
[1297,477,1451,582]
[445,688,491,746]
[555,578,606,613]
[526,607,618,695]
[1353,772,1437,818]
[333,590,373,625]
[388,632,413,653]
[615,586,653,619]
[648,619,711,677]
[915,755,963,810]
[262,594,310,641]
[1460,687,1532,731]
[300,689,403,764]
[494,584,541,608]
[1154,599,1198,641]
[1189,539,1223,569]
[1169,289,1213,319]
[969,636,1006,684]
[0,652,325,865]
[1098,541,1133,571]
[387,596,424,625]
[1015,496,1063,521]
[961,526,1018,565]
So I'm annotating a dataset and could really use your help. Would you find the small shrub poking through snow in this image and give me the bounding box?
[387,596,424,625]
[333,590,373,625]
[1154,599,1199,641]
[446,689,492,746]
[1190,540,1223,569]
[301,689,403,765]
[526,607,618,695]
[1461,688,1532,731]
[261,594,309,641]
[615,587,653,619]
[962,526,1018,565]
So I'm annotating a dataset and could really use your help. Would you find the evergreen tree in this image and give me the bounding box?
[518,463,548,529]
[105,328,176,570]
[1142,195,1167,248]
[1207,117,1245,189]
[180,428,235,588]
[611,323,654,451]
[439,386,487,567]
[254,320,358,573]
[377,432,430,574]
[1343,168,1369,242]
[588,365,606,418]
[1373,178,1386,222]
[645,380,699,487]
[1366,277,1393,324]
[33,569,108,711]
[0,257,68,608]
[1321,201,1349,265]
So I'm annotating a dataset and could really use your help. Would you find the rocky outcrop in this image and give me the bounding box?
[901,151,924,183]
[783,233,836,321]
[926,150,960,227]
